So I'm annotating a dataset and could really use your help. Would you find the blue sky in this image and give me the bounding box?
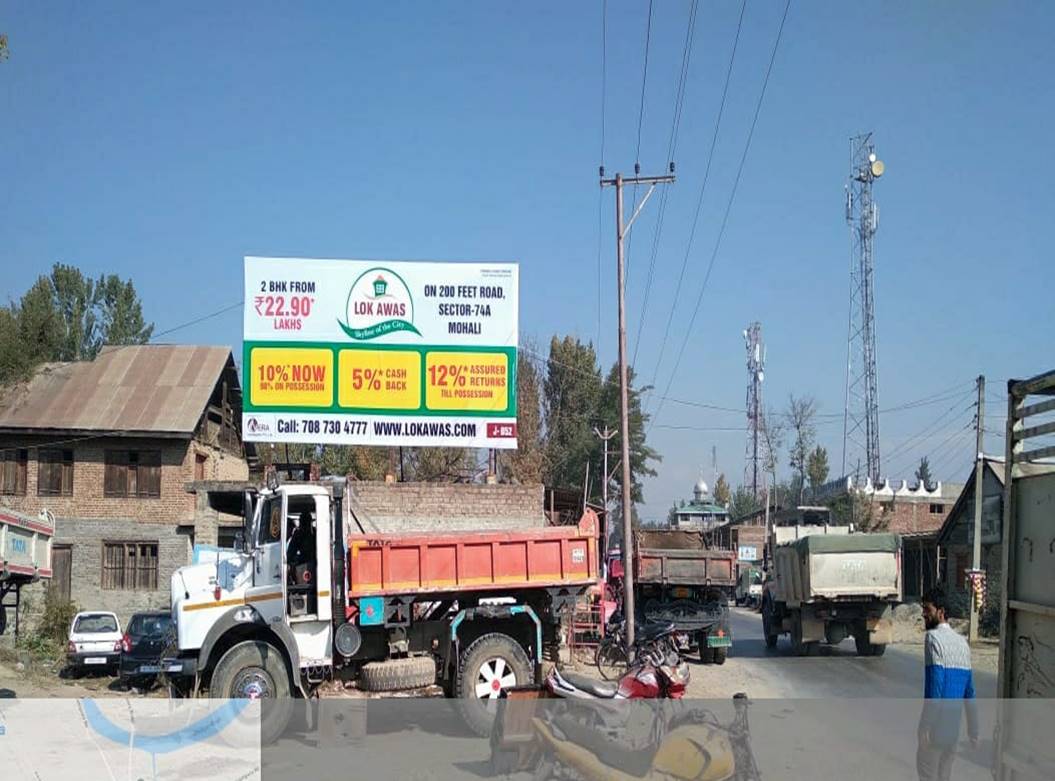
[2,2,1052,519]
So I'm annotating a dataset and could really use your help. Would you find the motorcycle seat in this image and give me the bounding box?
[558,671,619,698]
[638,620,676,641]
[551,712,658,778]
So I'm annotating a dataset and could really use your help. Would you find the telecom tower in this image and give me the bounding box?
[842,133,885,483]
[743,322,767,499]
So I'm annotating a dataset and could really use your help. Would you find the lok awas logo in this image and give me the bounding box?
[339,267,421,340]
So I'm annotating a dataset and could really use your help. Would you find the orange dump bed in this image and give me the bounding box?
[347,511,599,598]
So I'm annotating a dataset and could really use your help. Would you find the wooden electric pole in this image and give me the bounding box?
[600,166,674,649]
[969,374,985,643]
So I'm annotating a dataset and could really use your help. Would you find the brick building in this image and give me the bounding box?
[0,345,250,623]
[813,476,962,600]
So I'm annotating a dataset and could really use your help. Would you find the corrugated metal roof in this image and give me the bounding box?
[0,345,235,437]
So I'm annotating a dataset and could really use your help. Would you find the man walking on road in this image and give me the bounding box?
[918,587,979,781]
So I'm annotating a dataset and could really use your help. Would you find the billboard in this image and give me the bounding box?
[242,257,518,449]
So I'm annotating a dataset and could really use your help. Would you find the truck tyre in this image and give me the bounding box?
[209,640,294,745]
[456,633,532,737]
[791,621,817,657]
[359,656,436,692]
[712,646,728,665]
[854,633,886,657]
[761,600,779,649]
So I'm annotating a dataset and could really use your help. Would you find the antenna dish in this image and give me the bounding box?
[758,370,764,383]
[870,159,885,177]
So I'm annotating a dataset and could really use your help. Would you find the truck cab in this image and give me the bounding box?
[168,482,338,703]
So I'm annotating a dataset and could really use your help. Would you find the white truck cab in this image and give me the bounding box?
[167,482,341,708]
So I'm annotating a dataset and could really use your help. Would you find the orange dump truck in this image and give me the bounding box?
[165,481,599,739]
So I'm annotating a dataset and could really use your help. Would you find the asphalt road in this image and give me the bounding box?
[687,606,999,699]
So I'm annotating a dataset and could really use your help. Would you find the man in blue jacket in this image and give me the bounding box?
[918,586,979,780]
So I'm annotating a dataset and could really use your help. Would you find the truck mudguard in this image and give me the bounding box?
[198,604,306,697]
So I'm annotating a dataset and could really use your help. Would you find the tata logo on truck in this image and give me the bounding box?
[339,267,420,340]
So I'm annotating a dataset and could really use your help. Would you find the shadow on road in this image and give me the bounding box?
[0,687,15,698]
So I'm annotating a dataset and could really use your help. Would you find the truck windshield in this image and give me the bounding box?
[751,572,763,584]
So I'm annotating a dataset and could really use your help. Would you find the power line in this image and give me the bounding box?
[882,392,975,467]
[632,0,700,367]
[152,300,243,339]
[650,0,792,429]
[646,0,748,399]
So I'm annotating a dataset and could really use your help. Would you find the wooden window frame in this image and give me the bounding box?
[0,448,28,496]
[101,540,159,591]
[104,450,162,499]
[37,449,74,497]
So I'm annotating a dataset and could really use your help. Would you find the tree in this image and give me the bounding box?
[806,445,830,493]
[729,486,761,522]
[594,363,660,504]
[713,473,731,506]
[786,395,818,503]
[0,265,155,386]
[915,456,934,491]
[404,448,477,482]
[543,336,602,491]
[50,263,100,361]
[667,502,679,526]
[507,348,545,484]
[96,274,154,347]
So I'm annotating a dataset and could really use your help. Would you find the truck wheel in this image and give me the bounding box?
[209,640,294,745]
[456,633,532,737]
[791,623,817,657]
[359,657,436,692]
[712,647,728,665]
[761,602,779,649]
[854,633,886,657]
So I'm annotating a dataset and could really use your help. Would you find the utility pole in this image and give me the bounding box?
[969,374,985,643]
[594,425,617,563]
[600,165,674,649]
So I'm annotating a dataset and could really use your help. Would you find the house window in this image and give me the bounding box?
[37,449,74,496]
[104,451,162,498]
[929,503,944,514]
[194,453,207,481]
[0,448,28,495]
[101,541,159,590]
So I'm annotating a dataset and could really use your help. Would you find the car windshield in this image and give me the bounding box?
[74,615,118,633]
[128,614,172,637]
[751,572,763,584]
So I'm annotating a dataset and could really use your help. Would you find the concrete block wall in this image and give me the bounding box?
[347,481,545,533]
[61,517,189,621]
[16,517,191,632]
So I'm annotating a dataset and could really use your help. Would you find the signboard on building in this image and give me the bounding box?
[242,257,518,448]
[738,545,759,562]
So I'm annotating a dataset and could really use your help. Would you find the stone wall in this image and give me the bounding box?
[346,481,545,533]
[17,517,191,631]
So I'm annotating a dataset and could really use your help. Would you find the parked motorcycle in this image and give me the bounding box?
[594,616,683,681]
[531,693,761,781]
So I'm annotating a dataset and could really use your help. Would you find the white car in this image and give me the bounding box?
[67,611,122,676]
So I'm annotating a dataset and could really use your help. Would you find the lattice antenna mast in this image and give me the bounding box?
[842,133,884,483]
[744,322,767,498]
